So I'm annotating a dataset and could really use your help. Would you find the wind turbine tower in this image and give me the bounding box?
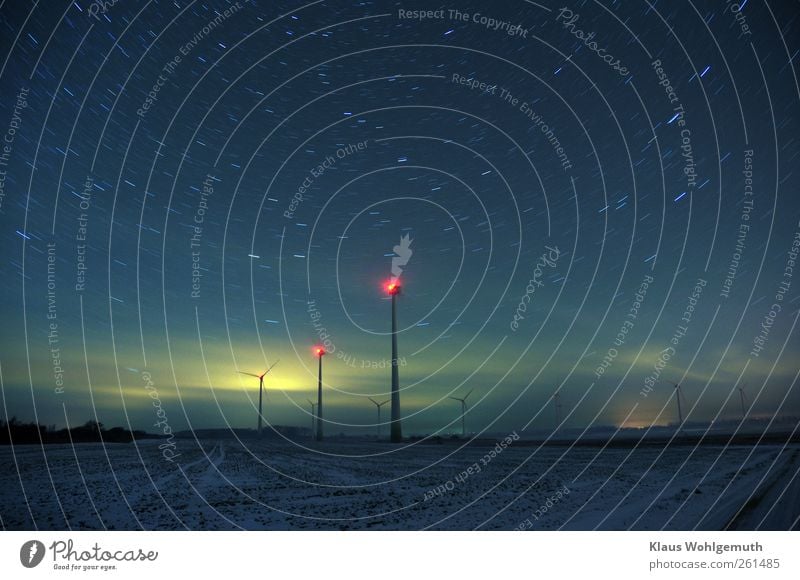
[739,383,747,421]
[368,397,390,439]
[238,360,279,436]
[448,389,473,438]
[315,346,326,442]
[307,399,317,439]
[553,390,563,432]
[386,280,403,442]
[671,382,684,428]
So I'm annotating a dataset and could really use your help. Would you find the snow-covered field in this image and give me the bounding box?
[1,439,797,530]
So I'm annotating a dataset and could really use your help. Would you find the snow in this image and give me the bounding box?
[1,439,797,530]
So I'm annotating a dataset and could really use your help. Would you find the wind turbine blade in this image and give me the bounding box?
[465,389,473,401]
[264,360,280,375]
[448,396,461,402]
[381,400,390,406]
[238,371,261,378]
[368,397,378,406]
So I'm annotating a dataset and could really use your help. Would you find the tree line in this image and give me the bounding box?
[0,418,149,444]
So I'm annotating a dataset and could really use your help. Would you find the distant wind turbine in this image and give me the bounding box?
[739,383,748,421]
[553,390,564,432]
[670,382,685,429]
[368,397,390,439]
[307,399,317,439]
[449,389,473,437]
[238,360,279,436]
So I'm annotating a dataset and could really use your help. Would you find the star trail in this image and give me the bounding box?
[0,0,798,440]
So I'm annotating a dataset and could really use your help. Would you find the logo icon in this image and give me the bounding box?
[20,540,45,568]
[390,234,413,282]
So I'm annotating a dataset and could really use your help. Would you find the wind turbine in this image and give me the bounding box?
[307,399,317,439]
[739,383,747,421]
[670,382,684,428]
[385,279,403,442]
[449,389,473,438]
[368,397,390,439]
[238,360,279,436]
[314,346,326,442]
[553,390,564,432]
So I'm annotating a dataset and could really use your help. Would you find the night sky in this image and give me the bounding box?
[1,0,799,438]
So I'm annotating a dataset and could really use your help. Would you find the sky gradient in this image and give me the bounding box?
[1,0,799,438]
